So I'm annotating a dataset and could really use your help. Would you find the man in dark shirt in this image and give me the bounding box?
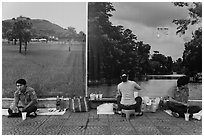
[8,79,38,117]
[165,76,201,118]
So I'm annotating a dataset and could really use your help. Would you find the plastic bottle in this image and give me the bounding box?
[60,96,64,111]
[141,102,146,112]
[159,97,164,110]
[56,96,61,110]
[151,99,157,112]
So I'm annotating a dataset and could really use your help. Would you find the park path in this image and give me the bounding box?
[62,43,86,96]
[2,109,201,135]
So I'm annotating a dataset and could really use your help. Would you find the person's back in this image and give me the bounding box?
[116,73,143,116]
[118,80,139,105]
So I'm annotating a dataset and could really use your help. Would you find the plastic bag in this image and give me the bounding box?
[193,110,202,120]
[69,97,89,112]
[97,103,114,114]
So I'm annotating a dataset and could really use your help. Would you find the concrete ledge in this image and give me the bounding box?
[2,98,70,109]
[2,98,201,109]
[147,75,185,79]
[2,97,117,109]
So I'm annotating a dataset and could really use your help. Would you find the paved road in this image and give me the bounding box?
[2,110,202,135]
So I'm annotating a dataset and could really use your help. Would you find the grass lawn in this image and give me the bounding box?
[2,42,86,98]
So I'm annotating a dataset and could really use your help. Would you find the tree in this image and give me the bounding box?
[5,29,13,44]
[22,29,32,55]
[88,2,115,81]
[173,2,201,35]
[12,16,32,54]
[79,31,86,42]
[173,2,202,75]
[135,41,151,75]
[2,20,14,39]
[115,29,138,78]
[153,51,159,54]
[2,20,17,44]
[166,56,173,74]
[88,2,152,83]
[173,58,185,74]
[150,52,173,74]
[183,28,202,75]
[65,26,77,41]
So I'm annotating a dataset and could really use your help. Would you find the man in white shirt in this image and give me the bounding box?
[116,73,143,116]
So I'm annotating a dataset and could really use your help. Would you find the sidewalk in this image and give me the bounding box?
[2,109,202,135]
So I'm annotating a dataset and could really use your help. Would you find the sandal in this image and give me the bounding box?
[136,112,143,116]
[115,111,122,115]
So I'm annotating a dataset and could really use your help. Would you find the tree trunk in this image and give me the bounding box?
[25,41,27,55]
[19,40,22,53]
[14,39,17,45]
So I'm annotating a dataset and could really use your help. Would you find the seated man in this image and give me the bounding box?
[164,76,201,118]
[116,73,143,116]
[8,79,38,117]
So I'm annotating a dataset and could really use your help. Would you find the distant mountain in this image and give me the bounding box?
[2,19,84,41]
[31,19,67,38]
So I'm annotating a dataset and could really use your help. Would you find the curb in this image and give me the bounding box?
[2,97,117,109]
[2,98,69,109]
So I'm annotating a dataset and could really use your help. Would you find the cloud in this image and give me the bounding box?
[109,2,197,60]
[111,2,189,28]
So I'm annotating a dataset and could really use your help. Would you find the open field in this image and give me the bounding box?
[2,42,86,98]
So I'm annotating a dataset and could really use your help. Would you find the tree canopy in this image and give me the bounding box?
[88,2,173,83]
[12,16,32,54]
[173,2,202,35]
[173,2,202,75]
[183,28,202,75]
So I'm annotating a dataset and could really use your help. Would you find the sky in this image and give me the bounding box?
[109,2,201,61]
[2,2,86,33]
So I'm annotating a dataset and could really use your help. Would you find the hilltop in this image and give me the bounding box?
[2,18,85,41]
[31,19,67,38]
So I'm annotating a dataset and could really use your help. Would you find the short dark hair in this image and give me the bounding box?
[177,76,189,87]
[16,79,27,85]
[120,70,129,76]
